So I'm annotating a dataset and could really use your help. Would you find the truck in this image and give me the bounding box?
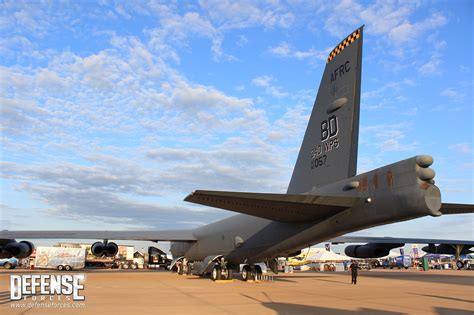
[389,255,412,269]
[146,246,172,270]
[35,246,86,271]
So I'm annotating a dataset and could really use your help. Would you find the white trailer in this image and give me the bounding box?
[35,246,86,271]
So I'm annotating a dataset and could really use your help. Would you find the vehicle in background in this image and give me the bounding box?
[389,255,412,269]
[146,246,172,270]
[111,245,138,269]
[368,259,383,269]
[35,246,86,271]
[0,258,18,269]
[459,258,473,270]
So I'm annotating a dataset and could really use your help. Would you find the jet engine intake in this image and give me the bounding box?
[345,243,404,258]
[91,241,118,257]
[0,240,35,259]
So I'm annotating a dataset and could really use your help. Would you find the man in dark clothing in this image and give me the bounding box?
[349,261,360,284]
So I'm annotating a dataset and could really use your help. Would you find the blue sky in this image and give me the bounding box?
[1,0,472,246]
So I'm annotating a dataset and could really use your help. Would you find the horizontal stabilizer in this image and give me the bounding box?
[439,203,474,215]
[0,230,197,242]
[184,190,361,223]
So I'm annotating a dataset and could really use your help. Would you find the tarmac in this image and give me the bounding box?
[1,268,473,314]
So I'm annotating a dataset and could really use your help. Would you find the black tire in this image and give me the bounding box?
[456,260,464,270]
[4,262,12,269]
[227,268,233,280]
[211,266,222,281]
[241,265,250,281]
[254,265,262,280]
[57,265,64,271]
[65,265,72,271]
[186,263,192,275]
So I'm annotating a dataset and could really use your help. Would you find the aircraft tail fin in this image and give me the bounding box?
[287,26,364,194]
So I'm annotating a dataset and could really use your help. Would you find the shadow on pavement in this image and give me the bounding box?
[358,271,473,287]
[409,292,474,304]
[241,293,404,314]
[434,307,473,315]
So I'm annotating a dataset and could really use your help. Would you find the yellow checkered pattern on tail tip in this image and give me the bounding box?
[327,29,361,64]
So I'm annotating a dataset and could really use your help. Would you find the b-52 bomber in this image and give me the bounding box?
[1,26,473,280]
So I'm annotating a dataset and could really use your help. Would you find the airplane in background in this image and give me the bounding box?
[1,26,473,280]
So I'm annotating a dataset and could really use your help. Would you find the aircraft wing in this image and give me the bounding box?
[0,230,197,242]
[329,236,474,246]
[184,190,362,222]
[439,203,474,215]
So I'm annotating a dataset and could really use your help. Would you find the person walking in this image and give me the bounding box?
[349,260,360,284]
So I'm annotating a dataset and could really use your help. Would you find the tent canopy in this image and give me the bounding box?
[306,248,351,261]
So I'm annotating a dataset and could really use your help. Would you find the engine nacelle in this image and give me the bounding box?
[0,241,35,259]
[91,241,118,257]
[345,243,404,258]
[422,244,473,256]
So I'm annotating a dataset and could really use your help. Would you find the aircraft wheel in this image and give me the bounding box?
[131,263,137,270]
[211,266,222,281]
[65,265,72,271]
[177,261,183,275]
[252,265,262,281]
[456,260,464,270]
[227,268,233,280]
[186,262,192,275]
[241,265,250,281]
[4,262,12,269]
[57,265,64,271]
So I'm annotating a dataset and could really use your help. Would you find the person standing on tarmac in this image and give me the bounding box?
[349,260,360,284]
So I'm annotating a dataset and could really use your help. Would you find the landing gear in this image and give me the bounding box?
[211,266,222,281]
[210,257,233,281]
[186,262,192,275]
[241,265,250,281]
[241,265,262,281]
[177,261,184,275]
[173,258,192,275]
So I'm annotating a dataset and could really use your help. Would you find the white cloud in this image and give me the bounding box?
[252,75,288,98]
[418,55,441,75]
[441,88,459,98]
[236,35,248,47]
[321,1,447,51]
[439,88,466,103]
[449,143,472,154]
[145,10,225,61]
[269,42,329,61]
[388,13,447,44]
[361,123,418,153]
[198,0,295,30]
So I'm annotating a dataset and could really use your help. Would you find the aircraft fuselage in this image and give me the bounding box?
[171,156,441,264]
